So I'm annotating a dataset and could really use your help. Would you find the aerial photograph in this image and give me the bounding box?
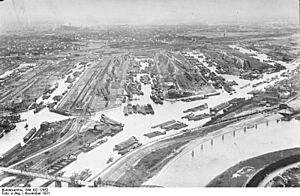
[0,0,300,192]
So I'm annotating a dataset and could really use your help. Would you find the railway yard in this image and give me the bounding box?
[0,23,300,187]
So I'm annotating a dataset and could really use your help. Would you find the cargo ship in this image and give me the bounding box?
[23,127,37,143]
[62,90,68,96]
[183,103,208,113]
[114,136,141,155]
[54,82,59,88]
[127,104,133,114]
[163,121,188,131]
[78,169,92,181]
[150,95,163,104]
[144,131,166,138]
[49,108,71,116]
[100,114,124,127]
[146,104,154,115]
[84,138,108,152]
[0,130,4,139]
[205,92,221,97]
[140,106,146,115]
[210,102,232,113]
[181,95,207,102]
[114,136,138,151]
[122,96,126,103]
[34,105,46,114]
[182,113,194,119]
[125,104,154,116]
[4,123,16,133]
[106,157,114,164]
[0,120,16,133]
[136,104,141,113]
[240,83,251,89]
[118,143,142,155]
[151,120,176,129]
[107,126,123,137]
[133,105,137,113]
[0,113,21,122]
[188,113,211,121]
[67,83,73,89]
[252,81,264,88]
[42,94,51,100]
[123,106,128,116]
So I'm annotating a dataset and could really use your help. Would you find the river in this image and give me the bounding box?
[141,48,300,187]
[144,119,300,187]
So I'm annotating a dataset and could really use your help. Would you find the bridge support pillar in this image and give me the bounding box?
[55,181,62,187]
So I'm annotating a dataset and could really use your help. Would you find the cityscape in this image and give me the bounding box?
[0,0,300,191]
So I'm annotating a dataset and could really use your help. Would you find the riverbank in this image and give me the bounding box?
[99,117,236,185]
[99,109,280,187]
[116,141,188,186]
[143,112,300,187]
[207,147,300,187]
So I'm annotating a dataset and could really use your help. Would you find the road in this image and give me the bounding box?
[0,167,87,186]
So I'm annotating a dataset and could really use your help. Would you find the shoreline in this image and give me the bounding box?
[207,147,300,187]
[142,113,282,186]
[98,111,282,187]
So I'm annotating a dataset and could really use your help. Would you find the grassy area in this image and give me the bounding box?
[207,148,300,187]
[116,141,188,187]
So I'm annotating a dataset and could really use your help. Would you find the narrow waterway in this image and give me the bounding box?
[0,62,88,157]
[0,63,36,79]
[0,108,71,156]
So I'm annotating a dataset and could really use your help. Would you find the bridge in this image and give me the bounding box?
[0,167,88,187]
[0,167,162,188]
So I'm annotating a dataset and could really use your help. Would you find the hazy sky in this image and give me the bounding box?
[0,0,298,29]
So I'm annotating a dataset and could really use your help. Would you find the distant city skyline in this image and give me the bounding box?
[0,0,298,30]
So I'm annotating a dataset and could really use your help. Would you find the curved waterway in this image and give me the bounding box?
[0,62,86,156]
[144,119,300,187]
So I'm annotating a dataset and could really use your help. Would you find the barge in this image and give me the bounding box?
[183,103,208,113]
[23,127,37,143]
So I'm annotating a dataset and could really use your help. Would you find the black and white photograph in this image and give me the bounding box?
[0,0,299,194]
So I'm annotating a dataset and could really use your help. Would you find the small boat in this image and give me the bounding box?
[0,131,4,139]
[4,124,16,133]
[106,157,113,164]
[34,105,46,114]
